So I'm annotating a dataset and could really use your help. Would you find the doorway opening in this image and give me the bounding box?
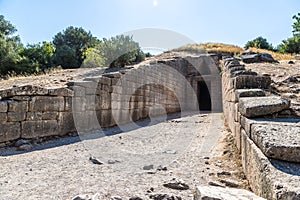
[198,81,212,111]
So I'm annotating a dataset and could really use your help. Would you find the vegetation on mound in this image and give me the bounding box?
[174,43,244,55]
[248,47,294,60]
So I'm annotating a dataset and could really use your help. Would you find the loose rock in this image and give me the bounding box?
[163,178,189,190]
[89,156,103,165]
[149,193,182,200]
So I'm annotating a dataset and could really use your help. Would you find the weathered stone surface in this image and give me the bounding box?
[231,70,258,77]
[0,113,7,123]
[11,96,31,101]
[235,89,265,102]
[233,75,271,89]
[21,120,58,138]
[241,128,300,199]
[7,112,26,122]
[0,85,48,99]
[29,96,65,112]
[26,112,43,121]
[47,87,73,96]
[239,96,290,117]
[58,112,75,135]
[0,101,8,112]
[228,66,246,74]
[42,112,58,120]
[64,97,72,111]
[0,122,21,142]
[251,124,300,162]
[195,186,265,200]
[8,101,28,112]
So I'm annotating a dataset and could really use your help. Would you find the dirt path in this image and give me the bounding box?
[0,113,247,200]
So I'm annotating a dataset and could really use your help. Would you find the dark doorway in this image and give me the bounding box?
[198,81,212,111]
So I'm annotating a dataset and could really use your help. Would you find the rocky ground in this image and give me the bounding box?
[2,53,298,199]
[245,60,300,117]
[0,113,249,200]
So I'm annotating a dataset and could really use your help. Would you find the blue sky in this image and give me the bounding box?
[0,0,299,48]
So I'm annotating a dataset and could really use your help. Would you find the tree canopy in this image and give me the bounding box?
[277,13,300,54]
[244,36,274,50]
[0,15,21,75]
[98,35,145,68]
[52,26,100,69]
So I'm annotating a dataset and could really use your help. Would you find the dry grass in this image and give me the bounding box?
[1,67,63,82]
[248,47,294,60]
[174,43,297,61]
[174,43,244,55]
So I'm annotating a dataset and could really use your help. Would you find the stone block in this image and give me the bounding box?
[0,85,48,99]
[11,96,31,101]
[21,120,58,138]
[97,109,113,127]
[64,97,72,111]
[48,87,73,96]
[73,111,99,132]
[239,96,290,117]
[71,86,86,97]
[228,65,246,73]
[42,112,58,120]
[86,95,97,111]
[26,112,43,121]
[234,75,271,89]
[0,122,21,142]
[251,123,300,162]
[195,185,265,200]
[234,122,241,152]
[99,76,111,85]
[0,101,8,112]
[58,112,75,135]
[29,96,65,112]
[235,89,266,102]
[100,93,111,110]
[7,112,26,122]
[0,113,7,123]
[72,97,87,112]
[8,101,28,112]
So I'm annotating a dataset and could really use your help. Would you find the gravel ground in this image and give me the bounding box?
[0,112,247,200]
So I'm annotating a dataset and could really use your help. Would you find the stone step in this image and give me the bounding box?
[194,185,265,200]
[235,89,266,102]
[251,123,300,162]
[239,96,290,117]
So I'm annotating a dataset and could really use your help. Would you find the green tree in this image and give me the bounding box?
[278,13,300,54]
[52,26,99,69]
[18,42,55,71]
[244,36,274,50]
[292,13,300,36]
[82,47,105,68]
[0,15,22,75]
[99,35,145,68]
[278,36,300,54]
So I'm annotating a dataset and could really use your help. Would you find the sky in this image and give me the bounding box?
[0,0,300,50]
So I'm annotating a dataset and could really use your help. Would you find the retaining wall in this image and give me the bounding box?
[222,57,300,199]
[0,54,222,144]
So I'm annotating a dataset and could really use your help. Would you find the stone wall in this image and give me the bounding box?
[0,85,74,143]
[0,54,222,144]
[221,57,300,199]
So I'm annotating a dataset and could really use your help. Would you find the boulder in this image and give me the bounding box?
[241,52,277,63]
[239,96,290,117]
